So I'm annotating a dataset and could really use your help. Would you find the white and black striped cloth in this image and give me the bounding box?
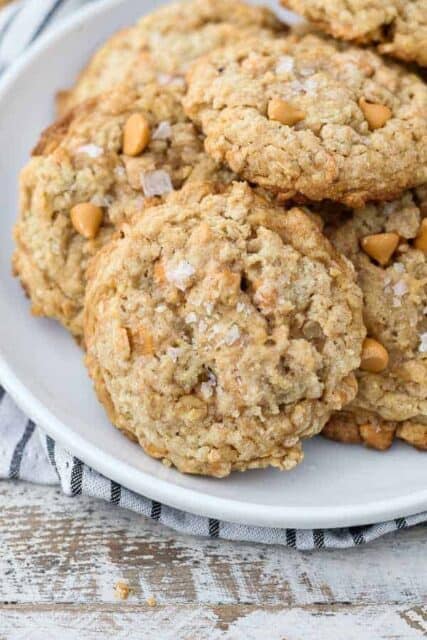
[2,384,427,549]
[0,0,97,71]
[1,1,426,549]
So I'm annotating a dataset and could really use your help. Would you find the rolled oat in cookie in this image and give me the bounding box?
[13,83,233,339]
[184,32,427,207]
[321,188,427,451]
[281,0,427,68]
[58,0,285,115]
[84,181,365,477]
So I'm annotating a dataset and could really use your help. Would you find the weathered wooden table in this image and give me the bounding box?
[0,481,425,638]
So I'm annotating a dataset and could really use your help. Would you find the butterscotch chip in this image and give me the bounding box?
[123,114,150,156]
[130,327,154,356]
[359,422,395,450]
[70,203,103,239]
[358,98,392,130]
[414,219,427,253]
[397,422,427,451]
[58,0,285,115]
[267,98,305,126]
[323,411,397,451]
[361,232,399,266]
[13,83,233,339]
[184,33,427,206]
[84,182,365,477]
[360,338,389,373]
[280,0,427,67]
[154,261,166,284]
[321,189,427,451]
[322,416,362,444]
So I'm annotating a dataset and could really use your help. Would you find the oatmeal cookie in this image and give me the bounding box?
[84,182,365,477]
[13,83,231,339]
[184,32,427,207]
[322,188,427,451]
[58,0,285,115]
[281,0,427,67]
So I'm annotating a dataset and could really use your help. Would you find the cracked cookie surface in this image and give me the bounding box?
[58,0,284,115]
[281,0,427,67]
[322,188,427,451]
[84,182,365,477]
[13,83,232,339]
[184,32,427,206]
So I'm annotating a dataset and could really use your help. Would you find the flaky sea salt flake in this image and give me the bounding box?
[141,170,173,197]
[224,324,240,346]
[166,260,195,291]
[419,333,427,353]
[276,55,294,74]
[77,144,103,158]
[167,347,182,362]
[157,73,186,88]
[114,165,126,178]
[393,263,405,274]
[152,121,172,140]
[185,312,198,324]
[200,371,217,400]
[393,280,408,298]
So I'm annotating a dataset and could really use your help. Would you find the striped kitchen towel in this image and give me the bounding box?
[0,1,97,71]
[1,384,427,549]
[1,0,426,549]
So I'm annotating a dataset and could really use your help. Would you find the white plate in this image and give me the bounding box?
[0,0,426,530]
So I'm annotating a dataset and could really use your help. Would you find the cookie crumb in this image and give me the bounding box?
[146,596,157,607]
[115,580,131,600]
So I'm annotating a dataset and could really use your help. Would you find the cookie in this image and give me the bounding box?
[84,182,365,477]
[13,83,232,339]
[322,188,427,451]
[58,0,285,115]
[323,409,427,451]
[281,0,427,67]
[184,32,427,207]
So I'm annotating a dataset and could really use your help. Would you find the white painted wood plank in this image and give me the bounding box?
[0,483,426,607]
[0,605,426,640]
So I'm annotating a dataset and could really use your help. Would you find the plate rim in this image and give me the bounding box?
[0,0,426,530]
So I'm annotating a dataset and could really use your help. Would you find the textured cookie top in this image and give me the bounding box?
[84,182,365,477]
[324,189,427,425]
[59,0,284,115]
[184,32,427,206]
[281,0,427,67]
[14,83,231,338]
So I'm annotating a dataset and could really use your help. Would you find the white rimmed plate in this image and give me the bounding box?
[0,0,426,529]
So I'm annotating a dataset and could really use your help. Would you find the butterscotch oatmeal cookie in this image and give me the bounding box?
[281,0,427,67]
[58,0,285,115]
[13,83,231,339]
[84,181,365,477]
[184,32,427,207]
[322,189,427,451]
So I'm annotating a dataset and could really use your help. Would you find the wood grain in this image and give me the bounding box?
[0,604,426,639]
[0,482,426,609]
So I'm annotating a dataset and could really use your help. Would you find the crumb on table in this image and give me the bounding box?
[114,580,131,600]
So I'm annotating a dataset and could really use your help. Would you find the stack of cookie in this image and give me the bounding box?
[13,0,427,477]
